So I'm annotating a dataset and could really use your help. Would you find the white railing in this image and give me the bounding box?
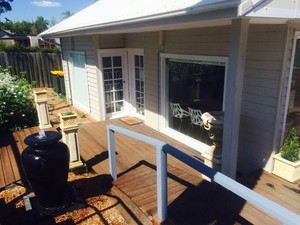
[107,125,300,225]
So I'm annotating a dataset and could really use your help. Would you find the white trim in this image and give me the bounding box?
[160,53,228,154]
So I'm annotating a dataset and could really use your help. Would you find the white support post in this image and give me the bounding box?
[107,128,117,180]
[222,18,249,179]
[156,145,168,222]
[59,113,83,169]
[34,90,52,129]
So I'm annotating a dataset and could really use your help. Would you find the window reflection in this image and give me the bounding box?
[287,39,300,139]
[167,58,225,144]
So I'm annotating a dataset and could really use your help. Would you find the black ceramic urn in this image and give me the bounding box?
[21,130,70,208]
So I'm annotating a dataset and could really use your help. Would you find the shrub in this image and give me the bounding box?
[0,42,61,54]
[0,66,38,131]
[280,127,300,162]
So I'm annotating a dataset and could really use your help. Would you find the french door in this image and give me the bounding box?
[99,49,144,119]
[101,51,129,118]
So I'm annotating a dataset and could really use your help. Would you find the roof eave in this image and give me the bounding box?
[40,0,242,39]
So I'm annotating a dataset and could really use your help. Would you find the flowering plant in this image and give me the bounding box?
[0,66,38,131]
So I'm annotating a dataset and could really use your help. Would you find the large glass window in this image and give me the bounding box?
[286,38,300,139]
[166,57,226,144]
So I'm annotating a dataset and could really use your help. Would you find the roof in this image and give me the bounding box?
[40,0,298,38]
[0,29,12,38]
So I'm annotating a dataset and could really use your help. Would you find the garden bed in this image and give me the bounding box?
[37,88,92,127]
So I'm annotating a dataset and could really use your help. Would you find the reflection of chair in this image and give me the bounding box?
[169,103,190,131]
[188,107,203,134]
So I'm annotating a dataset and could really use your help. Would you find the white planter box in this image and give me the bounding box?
[272,153,300,183]
[59,113,78,129]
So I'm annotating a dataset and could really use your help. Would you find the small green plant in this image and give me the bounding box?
[59,94,67,103]
[0,66,38,131]
[77,111,87,119]
[61,111,75,116]
[280,127,300,162]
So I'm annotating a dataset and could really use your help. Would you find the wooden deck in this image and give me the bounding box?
[1,119,300,224]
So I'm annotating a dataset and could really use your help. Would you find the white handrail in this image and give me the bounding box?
[106,125,300,224]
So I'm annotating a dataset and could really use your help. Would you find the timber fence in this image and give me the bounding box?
[0,52,62,88]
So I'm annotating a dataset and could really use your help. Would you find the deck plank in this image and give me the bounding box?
[77,120,298,224]
[1,120,300,224]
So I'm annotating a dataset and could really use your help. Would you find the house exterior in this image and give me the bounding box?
[40,0,300,179]
[0,29,30,46]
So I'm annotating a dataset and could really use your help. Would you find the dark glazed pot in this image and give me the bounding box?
[21,131,70,208]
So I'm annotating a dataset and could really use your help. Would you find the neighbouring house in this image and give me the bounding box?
[0,29,59,47]
[0,29,30,46]
[40,0,300,179]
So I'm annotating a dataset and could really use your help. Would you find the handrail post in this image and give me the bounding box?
[107,127,117,179]
[156,145,168,222]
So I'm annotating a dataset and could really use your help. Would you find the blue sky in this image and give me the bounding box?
[1,0,95,23]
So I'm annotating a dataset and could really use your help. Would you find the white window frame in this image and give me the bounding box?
[159,53,228,153]
[282,31,300,143]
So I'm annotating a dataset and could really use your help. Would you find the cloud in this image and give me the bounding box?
[30,1,62,7]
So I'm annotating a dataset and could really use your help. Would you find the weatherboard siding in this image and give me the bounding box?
[100,34,126,49]
[164,26,230,56]
[238,24,287,173]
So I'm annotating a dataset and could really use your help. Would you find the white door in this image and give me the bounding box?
[129,52,145,119]
[101,52,129,119]
[99,49,144,119]
[70,52,90,113]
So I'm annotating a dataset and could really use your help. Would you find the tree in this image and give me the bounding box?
[0,0,13,15]
[31,16,49,34]
[13,20,32,34]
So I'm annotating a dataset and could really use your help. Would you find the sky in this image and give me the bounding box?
[1,0,95,23]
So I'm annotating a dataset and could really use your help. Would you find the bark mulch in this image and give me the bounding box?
[0,172,130,225]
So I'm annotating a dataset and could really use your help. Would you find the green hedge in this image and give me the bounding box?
[0,42,61,54]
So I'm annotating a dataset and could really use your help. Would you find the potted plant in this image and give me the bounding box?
[273,127,300,182]
[59,111,78,129]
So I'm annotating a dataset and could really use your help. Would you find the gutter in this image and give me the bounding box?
[41,0,241,38]
[238,0,267,16]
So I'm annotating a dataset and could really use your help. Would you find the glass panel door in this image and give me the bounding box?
[134,55,145,117]
[102,54,128,118]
